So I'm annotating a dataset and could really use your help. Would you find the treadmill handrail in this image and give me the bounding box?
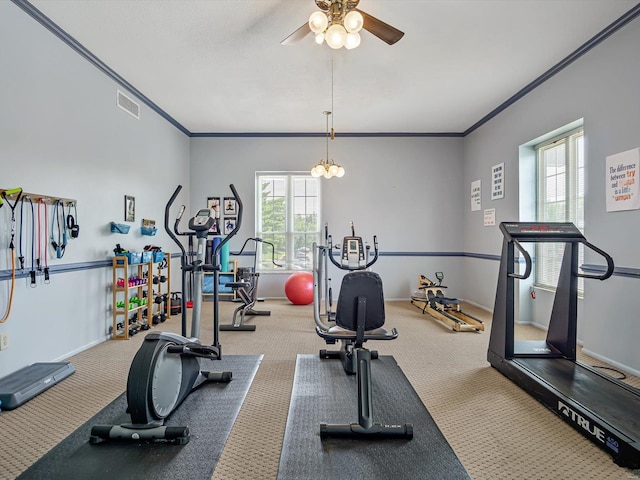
[578,240,614,280]
[509,238,532,280]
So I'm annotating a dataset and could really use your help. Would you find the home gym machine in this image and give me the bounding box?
[411,272,484,332]
[220,237,281,331]
[90,184,242,445]
[488,221,640,468]
[315,227,412,440]
[314,223,383,375]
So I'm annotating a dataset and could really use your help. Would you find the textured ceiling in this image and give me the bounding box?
[27,0,640,134]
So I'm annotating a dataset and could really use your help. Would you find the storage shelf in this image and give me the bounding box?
[111,255,171,340]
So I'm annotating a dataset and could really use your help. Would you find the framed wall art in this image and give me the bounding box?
[124,195,135,222]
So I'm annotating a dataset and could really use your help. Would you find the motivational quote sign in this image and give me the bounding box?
[606,148,640,212]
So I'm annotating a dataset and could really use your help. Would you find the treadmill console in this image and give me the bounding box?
[500,222,585,242]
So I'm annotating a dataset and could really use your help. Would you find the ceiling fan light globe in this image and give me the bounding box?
[315,33,325,45]
[315,164,327,177]
[329,164,339,176]
[308,11,328,34]
[336,166,345,177]
[325,24,347,49]
[345,32,361,49]
[323,169,332,178]
[344,11,364,33]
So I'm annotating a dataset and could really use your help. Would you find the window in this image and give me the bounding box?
[535,127,584,292]
[256,173,321,270]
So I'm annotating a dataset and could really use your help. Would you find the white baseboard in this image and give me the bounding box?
[55,336,109,362]
[581,348,640,378]
[460,298,492,313]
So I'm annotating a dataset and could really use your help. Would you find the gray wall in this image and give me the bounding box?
[461,18,640,373]
[0,2,190,377]
[190,136,465,300]
[2,0,639,379]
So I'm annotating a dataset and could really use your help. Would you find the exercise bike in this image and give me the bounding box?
[313,223,382,374]
[220,237,282,331]
[90,184,242,445]
[314,224,412,439]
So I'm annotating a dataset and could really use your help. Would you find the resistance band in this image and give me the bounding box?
[39,199,50,283]
[51,200,66,259]
[18,196,25,271]
[26,196,36,287]
[66,202,79,238]
[1,187,24,323]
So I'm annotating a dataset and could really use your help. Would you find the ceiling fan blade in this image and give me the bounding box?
[356,9,404,45]
[281,23,312,45]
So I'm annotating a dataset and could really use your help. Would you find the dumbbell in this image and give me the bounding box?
[152,275,167,284]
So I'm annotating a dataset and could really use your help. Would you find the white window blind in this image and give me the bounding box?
[535,128,584,293]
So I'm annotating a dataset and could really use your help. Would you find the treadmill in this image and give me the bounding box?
[488,222,640,468]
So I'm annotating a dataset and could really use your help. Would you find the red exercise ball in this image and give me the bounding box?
[284,272,314,305]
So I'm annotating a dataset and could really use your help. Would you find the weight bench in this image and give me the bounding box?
[316,270,413,439]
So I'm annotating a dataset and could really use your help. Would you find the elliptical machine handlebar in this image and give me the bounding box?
[213,184,242,263]
[164,183,243,337]
[165,185,187,257]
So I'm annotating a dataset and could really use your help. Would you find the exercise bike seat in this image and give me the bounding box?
[320,325,397,341]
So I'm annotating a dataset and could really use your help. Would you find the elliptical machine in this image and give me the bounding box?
[90,184,242,445]
[313,223,380,374]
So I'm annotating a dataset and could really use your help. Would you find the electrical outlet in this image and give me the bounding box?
[0,332,8,351]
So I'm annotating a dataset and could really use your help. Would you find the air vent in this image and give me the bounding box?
[116,89,140,119]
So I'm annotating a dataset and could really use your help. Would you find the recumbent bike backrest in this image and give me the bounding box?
[335,271,385,333]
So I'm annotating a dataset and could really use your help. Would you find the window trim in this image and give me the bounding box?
[255,172,321,272]
[534,127,584,294]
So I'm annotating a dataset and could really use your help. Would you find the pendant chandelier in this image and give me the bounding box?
[311,56,344,179]
[310,111,345,178]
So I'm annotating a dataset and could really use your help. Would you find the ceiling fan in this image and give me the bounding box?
[281,0,404,48]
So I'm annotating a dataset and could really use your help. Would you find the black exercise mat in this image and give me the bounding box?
[18,355,262,480]
[278,354,470,480]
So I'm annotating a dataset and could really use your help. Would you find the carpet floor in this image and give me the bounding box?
[0,299,639,479]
